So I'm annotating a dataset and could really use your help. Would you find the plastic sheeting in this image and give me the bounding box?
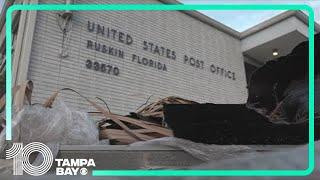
[131,137,252,161]
[0,98,99,161]
[194,141,320,172]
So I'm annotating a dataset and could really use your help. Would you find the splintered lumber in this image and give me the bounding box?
[136,96,198,124]
[137,96,198,114]
[97,114,173,144]
[99,128,169,145]
[94,111,172,137]
[100,129,155,142]
[114,115,173,137]
[87,99,146,141]
[92,112,172,136]
[101,130,137,145]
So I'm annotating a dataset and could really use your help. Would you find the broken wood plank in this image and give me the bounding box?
[114,115,173,136]
[100,129,154,144]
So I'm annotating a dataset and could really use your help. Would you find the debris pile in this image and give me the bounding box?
[97,96,196,145]
[98,113,173,145]
[42,88,177,145]
[2,84,200,145]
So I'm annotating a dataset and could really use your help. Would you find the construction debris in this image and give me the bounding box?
[95,96,198,145]
[97,96,197,145]
[0,81,176,146]
[98,115,173,145]
[45,88,174,145]
[134,96,198,125]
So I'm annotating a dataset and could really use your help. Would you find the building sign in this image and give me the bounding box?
[85,21,236,81]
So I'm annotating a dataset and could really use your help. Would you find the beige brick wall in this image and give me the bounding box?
[27,0,248,115]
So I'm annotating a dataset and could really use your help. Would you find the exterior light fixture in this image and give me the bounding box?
[272,49,279,56]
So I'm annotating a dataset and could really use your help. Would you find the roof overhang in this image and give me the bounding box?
[240,11,320,39]
[241,11,318,64]
[243,30,308,64]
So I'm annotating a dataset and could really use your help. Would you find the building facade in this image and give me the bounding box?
[1,0,319,115]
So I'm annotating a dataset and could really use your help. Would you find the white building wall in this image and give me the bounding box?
[27,0,247,115]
